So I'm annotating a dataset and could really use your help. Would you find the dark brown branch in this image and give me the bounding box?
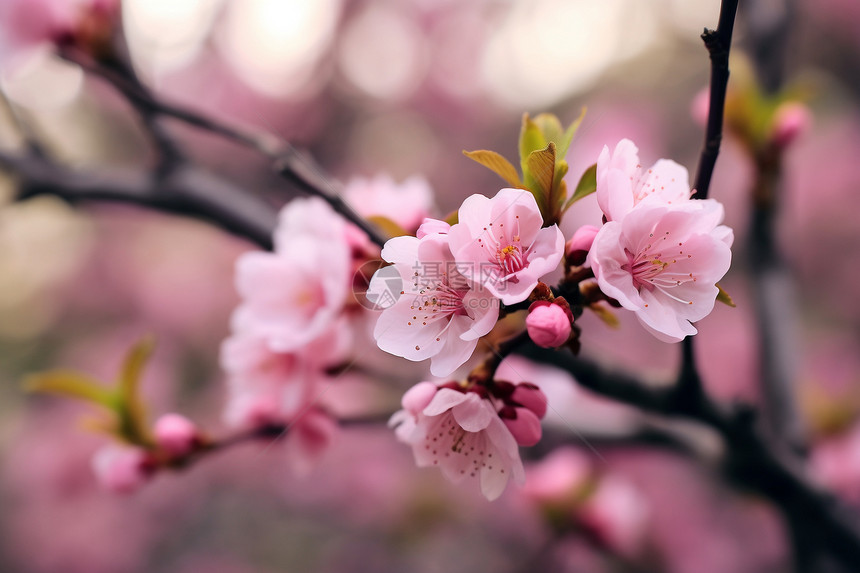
[0,150,278,250]
[677,0,740,402]
[691,0,739,200]
[59,48,387,248]
[521,344,860,570]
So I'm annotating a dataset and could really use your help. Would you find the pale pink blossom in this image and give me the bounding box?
[220,331,339,430]
[596,139,693,222]
[525,301,572,348]
[448,188,565,305]
[811,422,860,503]
[588,200,733,342]
[232,197,351,352]
[91,445,151,494]
[370,232,498,377]
[343,174,434,232]
[220,331,340,472]
[390,383,525,500]
[416,217,450,238]
[153,414,198,457]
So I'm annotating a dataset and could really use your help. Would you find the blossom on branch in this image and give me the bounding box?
[232,198,351,353]
[370,231,498,377]
[448,189,565,305]
[587,200,733,342]
[390,382,526,500]
[596,139,693,222]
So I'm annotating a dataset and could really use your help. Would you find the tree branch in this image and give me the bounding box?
[522,344,860,570]
[59,48,387,248]
[0,150,278,250]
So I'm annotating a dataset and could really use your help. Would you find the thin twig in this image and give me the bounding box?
[677,0,740,404]
[59,48,387,248]
[0,150,278,249]
[521,344,860,570]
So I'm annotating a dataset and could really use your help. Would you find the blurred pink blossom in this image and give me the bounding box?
[343,173,435,232]
[770,102,812,148]
[91,445,151,494]
[153,413,199,458]
[232,197,351,353]
[522,448,592,506]
[448,188,565,305]
[579,475,649,557]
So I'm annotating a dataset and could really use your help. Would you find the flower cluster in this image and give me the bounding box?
[220,176,434,471]
[370,188,566,376]
[586,139,734,342]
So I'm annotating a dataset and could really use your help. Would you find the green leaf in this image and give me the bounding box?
[563,163,597,212]
[558,107,587,159]
[24,370,115,408]
[589,303,620,329]
[366,215,410,239]
[462,149,522,188]
[526,142,556,198]
[519,114,548,174]
[716,283,736,307]
[551,159,569,209]
[117,336,156,446]
[119,336,155,398]
[443,210,458,226]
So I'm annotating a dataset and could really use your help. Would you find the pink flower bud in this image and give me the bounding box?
[500,406,542,446]
[771,102,811,148]
[154,413,198,457]
[522,448,592,504]
[690,88,710,126]
[401,381,438,416]
[416,217,450,238]
[510,382,548,419]
[579,476,648,556]
[91,445,150,494]
[566,224,600,265]
[526,301,572,348]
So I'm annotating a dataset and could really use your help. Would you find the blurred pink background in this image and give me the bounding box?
[0,0,859,571]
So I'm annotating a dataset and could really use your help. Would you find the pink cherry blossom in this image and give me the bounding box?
[525,301,572,348]
[389,383,525,500]
[587,200,733,342]
[416,217,450,238]
[232,197,351,352]
[369,232,498,377]
[596,139,693,222]
[91,445,151,494]
[153,414,198,457]
[448,188,565,305]
[343,173,434,232]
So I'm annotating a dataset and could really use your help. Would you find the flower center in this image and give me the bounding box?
[622,231,698,305]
